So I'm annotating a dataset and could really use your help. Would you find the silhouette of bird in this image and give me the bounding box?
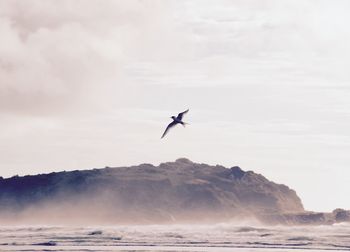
[161,109,189,138]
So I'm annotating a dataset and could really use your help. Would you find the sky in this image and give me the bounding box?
[1,0,350,212]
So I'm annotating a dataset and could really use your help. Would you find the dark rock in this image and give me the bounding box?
[333,208,350,222]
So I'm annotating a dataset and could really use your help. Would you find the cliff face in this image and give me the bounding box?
[0,158,304,224]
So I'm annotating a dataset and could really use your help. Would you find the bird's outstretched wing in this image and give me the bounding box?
[176,109,189,120]
[161,121,177,139]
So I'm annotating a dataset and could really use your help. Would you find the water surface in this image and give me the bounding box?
[0,223,349,251]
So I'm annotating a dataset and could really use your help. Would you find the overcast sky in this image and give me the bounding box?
[1,0,350,212]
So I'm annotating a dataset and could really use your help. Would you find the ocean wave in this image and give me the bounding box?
[0,224,350,251]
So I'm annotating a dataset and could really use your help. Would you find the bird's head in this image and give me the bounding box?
[171,116,176,120]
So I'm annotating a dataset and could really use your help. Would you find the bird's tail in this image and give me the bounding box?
[181,122,189,127]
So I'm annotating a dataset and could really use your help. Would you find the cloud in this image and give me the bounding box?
[0,0,191,115]
[1,0,349,116]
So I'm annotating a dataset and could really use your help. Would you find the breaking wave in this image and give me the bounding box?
[1,223,350,251]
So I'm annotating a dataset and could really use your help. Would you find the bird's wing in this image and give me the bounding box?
[161,121,177,138]
[176,109,189,120]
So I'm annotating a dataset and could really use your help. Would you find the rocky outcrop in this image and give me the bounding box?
[0,158,307,224]
[258,208,350,225]
[3,158,347,225]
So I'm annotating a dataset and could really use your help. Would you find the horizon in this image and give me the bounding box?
[1,0,350,212]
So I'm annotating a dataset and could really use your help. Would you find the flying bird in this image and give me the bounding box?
[161,109,189,138]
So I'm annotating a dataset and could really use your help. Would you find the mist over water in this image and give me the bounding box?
[1,223,350,251]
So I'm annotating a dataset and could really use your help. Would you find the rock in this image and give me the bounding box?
[333,208,350,222]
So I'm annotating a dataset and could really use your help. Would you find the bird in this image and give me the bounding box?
[161,109,189,138]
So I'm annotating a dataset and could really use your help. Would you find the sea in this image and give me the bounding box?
[0,223,349,251]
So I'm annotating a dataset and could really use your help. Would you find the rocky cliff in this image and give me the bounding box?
[0,158,307,224]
